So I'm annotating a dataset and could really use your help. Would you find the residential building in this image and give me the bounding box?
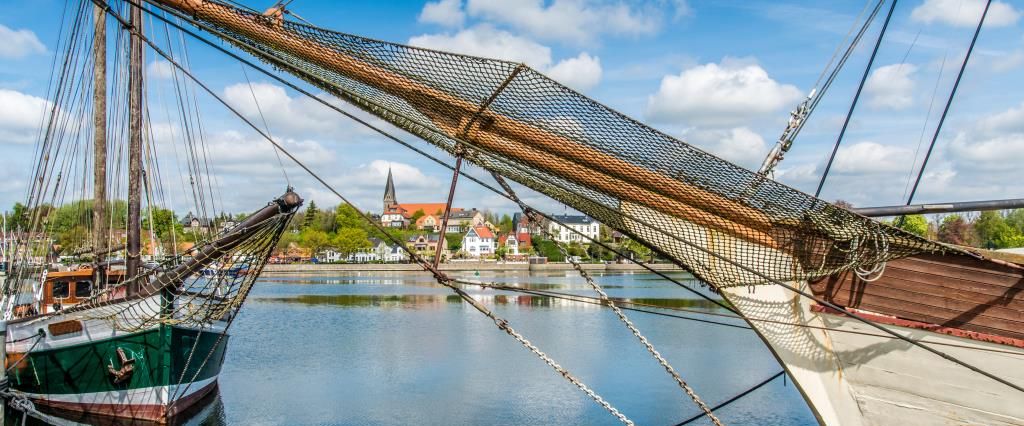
[462,226,495,257]
[380,167,461,228]
[405,233,449,259]
[445,208,485,233]
[547,215,599,243]
[180,212,213,233]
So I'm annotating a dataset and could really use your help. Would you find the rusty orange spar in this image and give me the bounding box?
[147,0,778,248]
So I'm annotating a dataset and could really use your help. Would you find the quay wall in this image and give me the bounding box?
[262,262,685,275]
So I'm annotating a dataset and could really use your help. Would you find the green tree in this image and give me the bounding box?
[142,207,180,242]
[1006,209,1024,234]
[622,238,652,262]
[333,228,370,257]
[498,214,513,232]
[896,214,928,237]
[445,233,462,252]
[299,228,330,256]
[303,200,319,229]
[974,211,1024,249]
[334,204,368,230]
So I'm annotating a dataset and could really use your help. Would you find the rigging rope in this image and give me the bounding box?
[902,0,992,210]
[133,0,1024,395]
[95,5,635,422]
[815,0,898,197]
[134,4,738,316]
[496,173,723,425]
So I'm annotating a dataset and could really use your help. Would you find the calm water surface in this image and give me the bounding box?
[24,271,818,425]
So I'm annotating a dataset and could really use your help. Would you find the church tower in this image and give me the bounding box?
[383,167,397,211]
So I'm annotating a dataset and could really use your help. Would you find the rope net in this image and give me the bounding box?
[160,0,953,289]
[77,211,291,332]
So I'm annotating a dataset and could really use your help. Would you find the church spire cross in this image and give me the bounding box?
[383,166,397,211]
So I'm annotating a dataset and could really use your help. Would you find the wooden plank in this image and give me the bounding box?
[880,267,1023,299]
[820,285,1024,338]
[888,258,1024,288]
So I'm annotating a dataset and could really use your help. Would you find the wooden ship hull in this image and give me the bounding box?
[5,304,227,422]
[719,251,1024,425]
[134,1,1023,423]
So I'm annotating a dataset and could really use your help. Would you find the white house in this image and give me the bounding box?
[547,215,600,243]
[462,225,495,257]
[318,248,343,263]
[500,233,519,256]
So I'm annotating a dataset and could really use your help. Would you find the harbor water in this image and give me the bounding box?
[14,271,817,425]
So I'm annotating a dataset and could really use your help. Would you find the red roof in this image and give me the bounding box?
[472,225,494,239]
[394,203,462,219]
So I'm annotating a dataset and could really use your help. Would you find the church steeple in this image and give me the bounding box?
[383,167,397,210]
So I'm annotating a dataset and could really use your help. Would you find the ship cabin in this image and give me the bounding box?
[12,267,126,318]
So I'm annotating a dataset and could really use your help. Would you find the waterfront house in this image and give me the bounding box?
[546,215,599,243]
[462,226,495,257]
[445,208,485,233]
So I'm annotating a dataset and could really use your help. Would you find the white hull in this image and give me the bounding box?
[721,283,1024,426]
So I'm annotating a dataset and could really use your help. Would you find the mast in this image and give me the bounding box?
[126,0,144,288]
[92,4,108,275]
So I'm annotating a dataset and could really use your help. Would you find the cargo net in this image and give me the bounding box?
[71,212,291,332]
[172,1,953,288]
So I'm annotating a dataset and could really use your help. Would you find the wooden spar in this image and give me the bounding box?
[146,0,776,246]
[126,1,144,289]
[92,4,109,271]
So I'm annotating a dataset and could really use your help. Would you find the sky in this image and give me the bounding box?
[0,0,1022,218]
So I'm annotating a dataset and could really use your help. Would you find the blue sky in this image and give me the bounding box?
[1,0,1022,218]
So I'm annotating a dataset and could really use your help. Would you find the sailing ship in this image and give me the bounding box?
[124,0,1020,424]
[1,0,301,421]
[11,0,1022,424]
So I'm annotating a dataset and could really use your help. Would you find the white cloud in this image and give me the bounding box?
[645,59,802,127]
[0,25,45,59]
[977,101,1024,135]
[408,26,603,91]
[147,60,175,80]
[0,89,50,144]
[833,141,912,174]
[547,53,602,91]
[911,0,1020,28]
[409,25,550,66]
[864,64,918,109]
[685,127,767,169]
[948,132,1024,173]
[221,82,355,138]
[464,0,667,45]
[419,0,465,28]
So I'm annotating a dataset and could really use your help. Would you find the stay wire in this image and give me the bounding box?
[132,1,738,316]
[99,4,635,422]
[131,0,1024,395]
[902,0,992,210]
[815,0,898,197]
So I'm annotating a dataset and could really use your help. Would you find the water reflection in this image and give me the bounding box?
[6,272,815,425]
[10,389,226,426]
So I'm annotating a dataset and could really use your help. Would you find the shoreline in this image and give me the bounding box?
[261,262,687,275]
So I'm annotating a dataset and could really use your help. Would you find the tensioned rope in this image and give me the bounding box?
[137,2,737,315]
[498,173,723,425]
[132,0,1024,395]
[815,0,898,197]
[95,4,639,422]
[901,0,992,211]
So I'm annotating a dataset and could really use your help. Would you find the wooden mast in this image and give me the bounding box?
[92,4,108,281]
[126,0,144,289]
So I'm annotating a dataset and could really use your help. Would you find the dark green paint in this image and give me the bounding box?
[10,325,228,396]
